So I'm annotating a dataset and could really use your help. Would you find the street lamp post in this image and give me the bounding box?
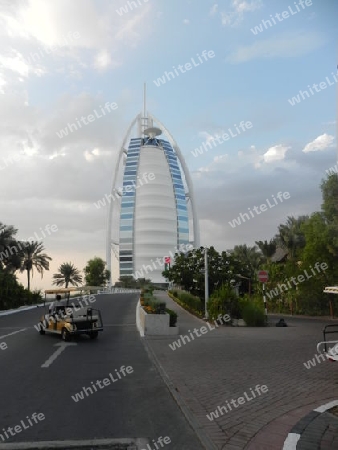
[204,247,209,320]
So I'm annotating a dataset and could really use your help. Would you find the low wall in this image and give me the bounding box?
[136,301,179,336]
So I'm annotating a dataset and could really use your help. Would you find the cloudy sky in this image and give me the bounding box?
[0,0,337,290]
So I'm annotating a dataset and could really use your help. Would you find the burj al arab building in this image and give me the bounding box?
[106,91,199,284]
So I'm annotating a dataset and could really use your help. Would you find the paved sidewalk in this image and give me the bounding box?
[143,292,338,449]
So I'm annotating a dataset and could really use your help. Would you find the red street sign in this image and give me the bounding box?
[258,270,268,283]
[164,256,171,264]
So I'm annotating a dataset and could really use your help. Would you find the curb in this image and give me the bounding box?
[282,400,338,449]
[0,438,149,449]
[0,304,46,317]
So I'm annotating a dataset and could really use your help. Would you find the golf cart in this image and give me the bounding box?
[37,288,103,341]
[316,286,338,361]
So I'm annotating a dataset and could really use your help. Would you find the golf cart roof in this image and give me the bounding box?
[44,286,101,294]
[324,286,338,295]
[44,288,78,294]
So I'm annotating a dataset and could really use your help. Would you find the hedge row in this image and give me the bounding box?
[168,290,204,318]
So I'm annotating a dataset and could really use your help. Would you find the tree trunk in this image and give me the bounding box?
[27,269,30,292]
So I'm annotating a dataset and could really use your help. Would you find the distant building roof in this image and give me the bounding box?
[271,248,288,263]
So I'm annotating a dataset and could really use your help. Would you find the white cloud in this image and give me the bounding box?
[183,19,190,25]
[198,131,216,143]
[263,144,290,163]
[0,0,154,85]
[93,49,121,71]
[226,31,326,63]
[238,144,264,168]
[0,49,46,78]
[209,4,218,16]
[302,133,334,153]
[220,0,262,27]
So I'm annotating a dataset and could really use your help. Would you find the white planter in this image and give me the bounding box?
[137,301,179,336]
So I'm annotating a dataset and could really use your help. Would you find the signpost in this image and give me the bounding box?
[258,270,268,324]
[164,256,171,270]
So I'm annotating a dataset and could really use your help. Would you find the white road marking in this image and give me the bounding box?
[0,328,27,340]
[41,342,77,368]
[314,399,338,413]
[282,432,301,450]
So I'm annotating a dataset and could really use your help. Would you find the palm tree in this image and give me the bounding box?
[230,244,264,278]
[0,222,22,273]
[53,262,83,288]
[276,216,308,260]
[255,239,277,263]
[19,241,52,291]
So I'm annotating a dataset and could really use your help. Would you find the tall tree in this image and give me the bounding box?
[19,241,52,291]
[84,257,110,286]
[163,246,247,299]
[276,216,308,260]
[53,262,83,288]
[0,222,22,273]
[230,245,264,278]
[321,174,338,256]
[255,239,277,263]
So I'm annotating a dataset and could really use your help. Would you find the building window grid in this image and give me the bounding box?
[162,140,189,247]
[119,140,142,275]
[120,139,190,275]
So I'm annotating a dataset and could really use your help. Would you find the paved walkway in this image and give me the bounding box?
[143,292,338,449]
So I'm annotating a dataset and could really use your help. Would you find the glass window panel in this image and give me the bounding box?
[120,238,133,243]
[178,227,189,233]
[120,207,134,214]
[121,214,134,220]
[120,250,132,256]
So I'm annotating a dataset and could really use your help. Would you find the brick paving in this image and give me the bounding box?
[144,292,338,449]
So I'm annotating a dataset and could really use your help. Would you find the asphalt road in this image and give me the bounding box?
[0,294,203,449]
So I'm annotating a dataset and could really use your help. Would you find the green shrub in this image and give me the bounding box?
[168,290,203,317]
[149,298,166,314]
[178,291,203,313]
[166,308,178,327]
[241,303,265,326]
[207,284,240,320]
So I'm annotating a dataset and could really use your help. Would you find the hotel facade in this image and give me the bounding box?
[106,108,199,284]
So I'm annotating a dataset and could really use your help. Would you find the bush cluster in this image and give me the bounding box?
[168,290,204,317]
[166,308,178,327]
[241,302,265,326]
[0,271,42,310]
[140,288,178,326]
[207,286,266,327]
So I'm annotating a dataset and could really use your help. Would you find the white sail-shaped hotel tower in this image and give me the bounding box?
[106,97,199,284]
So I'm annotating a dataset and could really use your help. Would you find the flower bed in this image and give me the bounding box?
[137,294,179,336]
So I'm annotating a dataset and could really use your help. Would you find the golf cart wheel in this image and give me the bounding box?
[39,323,45,335]
[89,331,98,339]
[61,327,71,342]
